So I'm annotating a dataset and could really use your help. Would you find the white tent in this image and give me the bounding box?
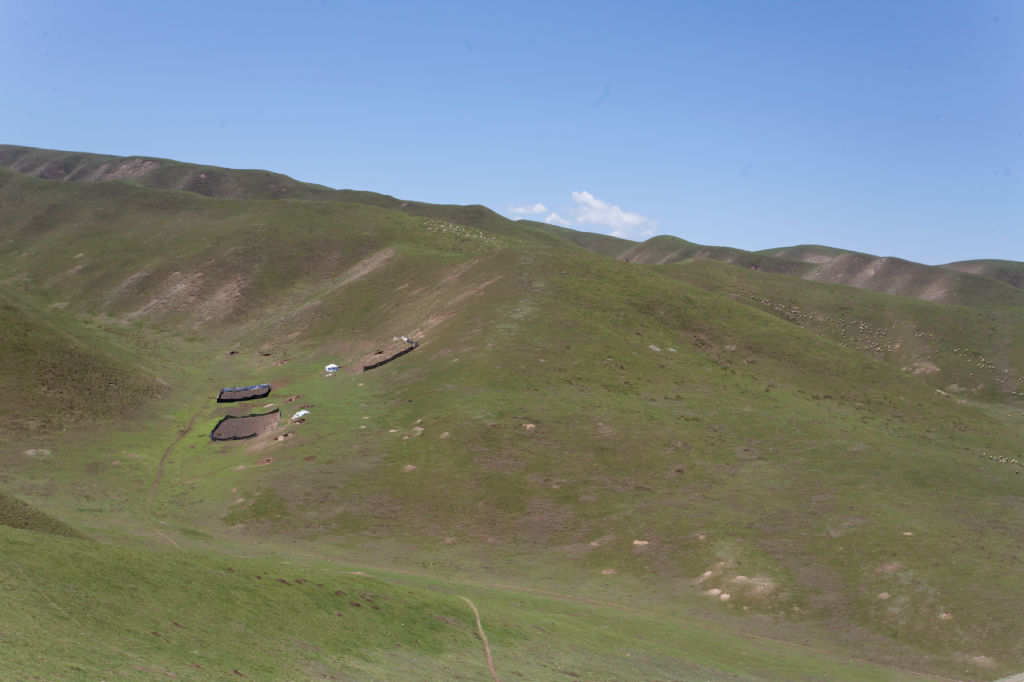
[325,363,339,373]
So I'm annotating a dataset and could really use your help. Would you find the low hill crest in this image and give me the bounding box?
[5,144,1021,307]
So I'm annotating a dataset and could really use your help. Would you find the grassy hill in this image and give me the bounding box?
[518,220,638,258]
[660,257,1024,401]
[1,147,1023,679]
[760,246,1024,306]
[3,525,938,681]
[941,259,1024,290]
[5,143,1019,307]
[621,237,1024,307]
[0,143,339,200]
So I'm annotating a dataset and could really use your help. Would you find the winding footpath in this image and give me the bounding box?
[144,410,202,553]
[460,596,500,682]
[146,411,201,514]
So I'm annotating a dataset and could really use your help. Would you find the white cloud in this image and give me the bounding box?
[509,191,655,239]
[571,190,647,230]
[544,212,571,227]
[569,190,656,240]
[510,202,547,215]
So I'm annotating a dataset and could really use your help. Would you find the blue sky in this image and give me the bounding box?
[3,1,1022,264]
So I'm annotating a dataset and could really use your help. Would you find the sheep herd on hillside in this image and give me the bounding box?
[737,287,1024,392]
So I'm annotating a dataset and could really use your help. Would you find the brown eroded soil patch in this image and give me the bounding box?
[447,275,503,307]
[804,253,959,303]
[131,270,205,317]
[438,258,480,286]
[196,276,247,322]
[875,561,903,575]
[907,360,940,375]
[86,158,161,181]
[315,248,397,298]
[117,267,154,295]
[338,248,396,285]
[356,338,417,372]
[125,270,248,324]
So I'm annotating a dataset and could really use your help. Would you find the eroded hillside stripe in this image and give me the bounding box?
[460,596,500,682]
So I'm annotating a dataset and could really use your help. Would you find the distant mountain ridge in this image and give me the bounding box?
[606,235,1024,306]
[0,144,541,238]
[2,144,1019,308]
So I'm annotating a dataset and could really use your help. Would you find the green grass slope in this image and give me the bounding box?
[6,247,1015,677]
[519,220,638,258]
[620,235,813,278]
[0,490,83,537]
[2,150,1024,679]
[660,257,1024,400]
[758,244,859,262]
[0,144,339,200]
[0,286,163,435]
[1,525,933,681]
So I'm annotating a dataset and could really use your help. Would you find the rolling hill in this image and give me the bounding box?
[612,234,1024,307]
[1,146,1023,680]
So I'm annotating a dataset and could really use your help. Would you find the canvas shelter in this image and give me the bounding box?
[210,410,280,441]
[217,383,271,402]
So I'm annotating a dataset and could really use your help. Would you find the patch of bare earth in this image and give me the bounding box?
[904,360,940,375]
[130,270,205,318]
[339,248,396,284]
[438,258,480,286]
[955,653,997,671]
[117,267,154,295]
[874,562,903,575]
[918,278,952,302]
[447,275,503,307]
[805,254,957,302]
[196,276,247,322]
[86,158,160,181]
[322,248,397,292]
[355,338,418,372]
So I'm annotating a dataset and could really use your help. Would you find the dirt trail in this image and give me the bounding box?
[460,596,500,682]
[145,517,185,553]
[146,411,201,515]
